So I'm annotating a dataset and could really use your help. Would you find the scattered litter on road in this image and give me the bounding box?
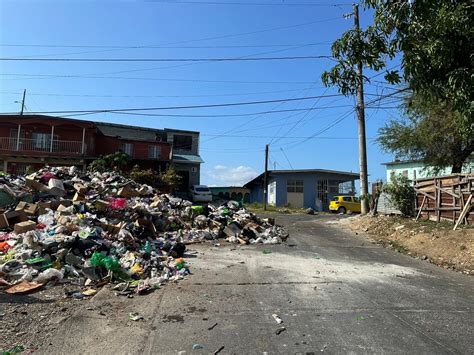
[2,345,25,354]
[272,313,283,324]
[207,322,218,330]
[213,345,225,354]
[128,312,144,321]
[275,326,286,335]
[0,166,289,301]
[192,344,204,350]
[262,250,272,254]
[356,315,365,321]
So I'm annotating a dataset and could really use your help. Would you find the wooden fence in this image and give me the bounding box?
[414,174,474,229]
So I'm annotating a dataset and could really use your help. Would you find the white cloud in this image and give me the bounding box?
[207,165,258,186]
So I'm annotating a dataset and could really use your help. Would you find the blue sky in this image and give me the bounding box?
[0,0,402,187]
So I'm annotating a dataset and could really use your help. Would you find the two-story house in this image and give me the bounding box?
[0,115,203,191]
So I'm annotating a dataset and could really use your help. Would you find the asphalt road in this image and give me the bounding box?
[40,214,474,354]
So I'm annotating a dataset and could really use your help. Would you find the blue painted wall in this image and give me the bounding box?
[247,172,358,211]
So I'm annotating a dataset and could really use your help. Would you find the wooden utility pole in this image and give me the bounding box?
[263,144,269,210]
[353,4,369,214]
[20,89,26,115]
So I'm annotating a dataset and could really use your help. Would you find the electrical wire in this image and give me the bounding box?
[143,1,351,6]
[0,55,332,62]
[0,93,345,115]
[0,73,317,85]
[0,42,331,50]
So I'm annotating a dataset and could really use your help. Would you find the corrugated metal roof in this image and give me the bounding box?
[95,122,165,142]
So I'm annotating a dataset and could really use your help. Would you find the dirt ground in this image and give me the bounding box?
[340,214,474,275]
[0,284,81,352]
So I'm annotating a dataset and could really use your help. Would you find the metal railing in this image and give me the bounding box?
[0,137,87,155]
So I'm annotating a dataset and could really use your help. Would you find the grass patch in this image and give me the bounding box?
[245,202,308,215]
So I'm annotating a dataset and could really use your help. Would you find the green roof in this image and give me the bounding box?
[173,154,204,163]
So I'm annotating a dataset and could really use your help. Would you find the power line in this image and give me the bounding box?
[0,42,331,49]
[144,1,351,6]
[0,88,318,99]
[62,104,354,118]
[0,55,332,62]
[280,148,294,169]
[0,93,346,115]
[0,73,318,85]
[0,16,343,61]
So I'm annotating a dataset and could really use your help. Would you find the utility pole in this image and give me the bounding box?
[353,4,369,215]
[263,144,269,211]
[20,89,26,115]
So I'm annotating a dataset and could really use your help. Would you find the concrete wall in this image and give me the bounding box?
[248,172,358,211]
[174,162,200,188]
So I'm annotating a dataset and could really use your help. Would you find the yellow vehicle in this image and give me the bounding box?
[329,195,361,214]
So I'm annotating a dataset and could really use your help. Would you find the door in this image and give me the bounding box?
[287,179,304,208]
[268,181,276,206]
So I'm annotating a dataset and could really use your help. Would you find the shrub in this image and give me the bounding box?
[383,175,415,216]
[129,166,160,186]
[88,152,131,173]
[160,165,181,192]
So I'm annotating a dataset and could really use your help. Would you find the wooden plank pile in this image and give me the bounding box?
[414,174,474,230]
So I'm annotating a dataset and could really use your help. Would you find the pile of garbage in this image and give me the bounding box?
[0,166,288,297]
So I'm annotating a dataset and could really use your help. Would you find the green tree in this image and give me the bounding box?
[378,95,474,173]
[364,0,473,120]
[322,1,473,172]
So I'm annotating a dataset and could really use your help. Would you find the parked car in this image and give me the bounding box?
[190,185,212,202]
[329,195,361,214]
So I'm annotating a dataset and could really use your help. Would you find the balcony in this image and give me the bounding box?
[0,137,90,156]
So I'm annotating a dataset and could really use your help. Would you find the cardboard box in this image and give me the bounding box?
[73,192,85,202]
[74,183,88,195]
[0,210,28,229]
[94,199,109,211]
[117,185,138,198]
[14,220,36,234]
[25,177,49,192]
[135,218,157,234]
[15,201,39,216]
[38,201,52,214]
[99,221,126,234]
[57,204,73,215]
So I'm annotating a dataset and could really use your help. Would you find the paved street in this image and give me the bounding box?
[40,215,474,354]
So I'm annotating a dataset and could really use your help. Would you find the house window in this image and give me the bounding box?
[120,143,133,156]
[287,179,304,193]
[32,133,51,149]
[173,135,192,150]
[148,145,161,159]
[328,179,339,193]
[402,170,409,178]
